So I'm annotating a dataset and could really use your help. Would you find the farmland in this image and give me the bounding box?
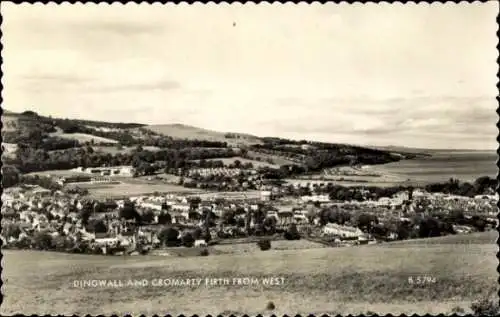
[49,132,119,144]
[147,123,262,146]
[72,180,203,199]
[2,231,496,315]
[93,145,162,155]
[246,150,300,166]
[191,156,279,169]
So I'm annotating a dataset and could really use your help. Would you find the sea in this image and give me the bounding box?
[367,150,497,184]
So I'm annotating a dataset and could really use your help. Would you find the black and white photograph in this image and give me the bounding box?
[1,2,498,315]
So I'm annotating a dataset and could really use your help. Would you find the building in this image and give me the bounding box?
[301,195,330,203]
[322,223,364,239]
[261,191,272,201]
[91,176,113,184]
[84,166,135,177]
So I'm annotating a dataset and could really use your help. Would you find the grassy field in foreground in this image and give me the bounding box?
[2,231,497,315]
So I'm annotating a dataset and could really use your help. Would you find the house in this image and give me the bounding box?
[140,201,162,211]
[301,195,330,203]
[172,203,190,212]
[293,213,308,223]
[261,191,272,201]
[31,187,51,197]
[84,166,135,177]
[323,223,364,239]
[194,239,207,247]
[277,211,294,224]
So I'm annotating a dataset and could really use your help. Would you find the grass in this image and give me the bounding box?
[80,181,202,199]
[213,240,327,255]
[2,231,496,315]
[191,156,279,169]
[192,190,262,200]
[246,150,298,166]
[93,145,162,155]
[387,230,497,246]
[26,169,89,177]
[147,124,262,146]
[50,132,118,144]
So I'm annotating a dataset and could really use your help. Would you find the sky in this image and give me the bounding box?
[1,2,498,150]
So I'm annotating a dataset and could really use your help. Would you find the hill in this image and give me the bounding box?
[2,113,20,132]
[3,110,420,177]
[2,231,496,315]
[49,131,119,144]
[147,123,263,146]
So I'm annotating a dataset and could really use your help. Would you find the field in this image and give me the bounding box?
[191,156,279,169]
[92,145,162,155]
[50,132,119,144]
[246,150,298,166]
[191,190,262,200]
[26,169,89,177]
[75,180,203,199]
[147,124,262,146]
[2,231,496,315]
[212,239,327,255]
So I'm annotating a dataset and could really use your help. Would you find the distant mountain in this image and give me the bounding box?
[373,145,494,154]
[147,123,263,146]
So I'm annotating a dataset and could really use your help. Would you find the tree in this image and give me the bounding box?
[474,176,496,195]
[3,223,22,239]
[221,209,236,225]
[158,211,172,225]
[257,238,271,251]
[158,227,180,247]
[181,232,195,248]
[355,213,378,232]
[318,208,331,226]
[86,219,108,233]
[245,209,252,235]
[188,196,202,211]
[449,209,465,223]
[80,202,93,226]
[418,217,441,238]
[33,231,54,250]
[284,223,301,240]
[233,159,242,169]
[471,215,487,232]
[2,166,20,188]
[191,227,203,240]
[119,200,142,223]
[141,210,156,224]
[263,216,277,234]
[161,202,171,211]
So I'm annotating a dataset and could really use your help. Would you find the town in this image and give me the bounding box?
[2,161,496,256]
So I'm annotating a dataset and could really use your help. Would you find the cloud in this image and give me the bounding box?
[1,3,497,150]
[92,79,182,93]
[263,95,496,148]
[68,20,166,37]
